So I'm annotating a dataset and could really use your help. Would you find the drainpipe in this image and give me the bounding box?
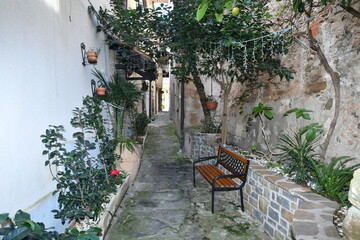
[180,81,185,150]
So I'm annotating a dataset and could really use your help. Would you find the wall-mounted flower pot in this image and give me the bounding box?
[96,87,106,96]
[86,51,98,64]
[205,101,218,110]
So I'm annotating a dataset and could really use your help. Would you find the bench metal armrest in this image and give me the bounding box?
[193,155,218,165]
[212,174,247,186]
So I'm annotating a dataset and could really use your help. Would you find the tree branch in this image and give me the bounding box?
[341,5,360,19]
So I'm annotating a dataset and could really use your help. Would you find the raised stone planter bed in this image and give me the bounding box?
[97,175,130,239]
[185,132,340,240]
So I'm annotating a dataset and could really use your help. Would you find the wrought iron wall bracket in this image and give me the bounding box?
[81,42,86,66]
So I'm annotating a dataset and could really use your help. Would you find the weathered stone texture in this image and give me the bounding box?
[343,169,360,240]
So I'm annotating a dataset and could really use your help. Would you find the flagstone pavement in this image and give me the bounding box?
[105,112,270,240]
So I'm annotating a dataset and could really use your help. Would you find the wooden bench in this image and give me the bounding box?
[193,145,250,213]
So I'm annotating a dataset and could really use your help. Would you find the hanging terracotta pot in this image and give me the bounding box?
[86,51,98,64]
[205,101,218,110]
[96,87,106,96]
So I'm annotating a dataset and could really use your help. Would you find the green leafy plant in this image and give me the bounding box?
[0,210,101,240]
[252,103,274,120]
[92,69,142,141]
[276,128,321,184]
[283,108,313,120]
[251,103,278,160]
[205,95,216,102]
[41,97,121,224]
[131,112,151,137]
[310,156,360,205]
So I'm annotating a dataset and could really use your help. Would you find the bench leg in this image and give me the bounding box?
[239,188,244,212]
[211,187,215,214]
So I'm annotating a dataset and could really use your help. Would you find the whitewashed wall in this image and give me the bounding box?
[0,0,115,230]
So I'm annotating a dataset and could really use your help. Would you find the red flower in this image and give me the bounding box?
[110,169,120,178]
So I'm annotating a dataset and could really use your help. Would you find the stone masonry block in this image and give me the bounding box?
[245,184,251,194]
[255,186,263,195]
[276,181,301,191]
[292,221,319,236]
[264,222,275,237]
[271,201,280,211]
[249,178,256,187]
[249,196,258,208]
[281,208,293,223]
[259,177,270,187]
[269,207,280,222]
[259,196,268,214]
[264,188,271,200]
[294,210,315,221]
[265,175,284,184]
[277,224,287,235]
[253,208,264,223]
[274,230,285,240]
[280,218,288,228]
[282,190,298,203]
[267,217,277,226]
[270,183,280,192]
[244,201,253,213]
[243,192,249,201]
[251,191,259,200]
[256,169,277,177]
[277,195,290,210]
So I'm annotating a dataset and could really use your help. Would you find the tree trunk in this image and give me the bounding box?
[191,70,213,131]
[308,30,341,161]
[221,89,230,145]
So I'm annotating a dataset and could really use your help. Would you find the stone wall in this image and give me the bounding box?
[188,133,340,240]
[171,2,360,165]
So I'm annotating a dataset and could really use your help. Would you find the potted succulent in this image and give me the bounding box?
[86,48,100,64]
[96,81,106,96]
[205,95,218,110]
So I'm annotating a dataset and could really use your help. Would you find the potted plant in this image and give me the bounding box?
[205,95,218,110]
[96,80,106,96]
[86,48,100,64]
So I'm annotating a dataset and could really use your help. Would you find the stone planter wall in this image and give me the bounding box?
[187,133,340,240]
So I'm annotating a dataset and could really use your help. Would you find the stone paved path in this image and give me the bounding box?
[106,113,269,240]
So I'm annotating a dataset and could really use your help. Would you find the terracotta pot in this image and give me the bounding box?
[96,87,106,96]
[205,101,218,110]
[86,51,98,64]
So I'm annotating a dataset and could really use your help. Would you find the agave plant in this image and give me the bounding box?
[310,156,360,205]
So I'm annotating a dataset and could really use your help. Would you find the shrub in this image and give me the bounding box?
[0,210,101,240]
[132,112,151,136]
[311,156,360,206]
[41,97,122,224]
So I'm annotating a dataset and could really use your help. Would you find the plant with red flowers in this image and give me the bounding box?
[41,97,125,224]
[109,169,127,185]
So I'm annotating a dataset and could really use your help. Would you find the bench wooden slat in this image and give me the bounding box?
[196,165,238,188]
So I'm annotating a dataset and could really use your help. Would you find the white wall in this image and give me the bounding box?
[0,0,115,229]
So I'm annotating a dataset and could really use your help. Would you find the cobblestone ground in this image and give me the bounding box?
[106,112,270,240]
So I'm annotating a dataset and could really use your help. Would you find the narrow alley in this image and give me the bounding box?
[106,113,269,240]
